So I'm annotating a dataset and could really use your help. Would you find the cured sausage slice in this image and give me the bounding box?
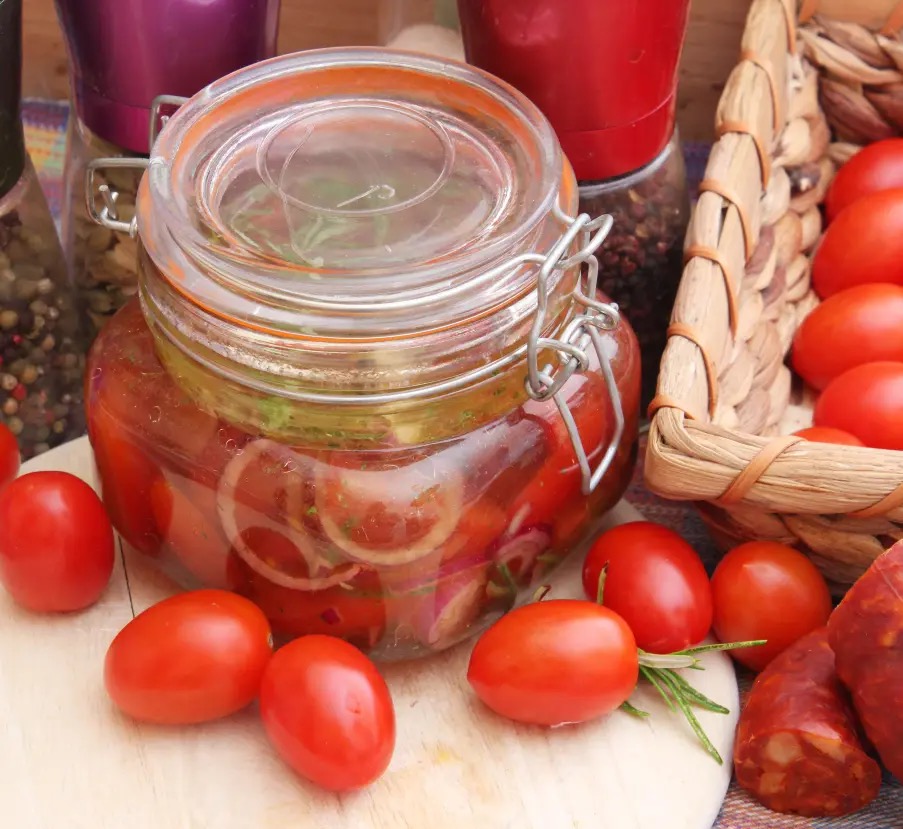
[828,539,903,782]
[734,627,881,817]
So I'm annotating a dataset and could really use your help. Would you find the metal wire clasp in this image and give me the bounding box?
[85,157,150,238]
[84,94,189,239]
[526,205,625,496]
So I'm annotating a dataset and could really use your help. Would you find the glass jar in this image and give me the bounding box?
[54,0,281,341]
[84,49,640,660]
[0,0,85,460]
[579,134,689,408]
[379,0,463,59]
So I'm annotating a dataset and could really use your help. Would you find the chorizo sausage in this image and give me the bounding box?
[734,627,881,817]
[828,538,903,782]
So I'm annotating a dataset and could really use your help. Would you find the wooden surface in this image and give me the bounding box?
[23,0,750,141]
[2,436,740,829]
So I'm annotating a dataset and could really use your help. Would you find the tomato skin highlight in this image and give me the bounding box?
[467,599,639,726]
[812,189,903,298]
[711,542,832,673]
[825,138,903,221]
[793,426,864,446]
[582,521,713,653]
[260,635,396,791]
[0,423,19,490]
[0,471,115,612]
[104,590,273,725]
[792,284,903,390]
[813,361,903,450]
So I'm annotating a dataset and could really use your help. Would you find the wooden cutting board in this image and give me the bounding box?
[0,437,739,829]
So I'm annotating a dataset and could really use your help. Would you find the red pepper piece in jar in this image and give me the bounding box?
[734,628,881,818]
[828,539,903,783]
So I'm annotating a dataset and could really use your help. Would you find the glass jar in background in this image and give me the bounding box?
[54,0,281,341]
[0,0,86,460]
[458,0,692,410]
[84,49,640,660]
[379,0,463,59]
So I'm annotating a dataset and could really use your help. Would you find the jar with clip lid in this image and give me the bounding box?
[0,0,86,460]
[54,0,280,340]
[83,49,640,660]
[459,0,692,410]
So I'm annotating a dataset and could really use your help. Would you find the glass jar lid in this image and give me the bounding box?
[135,48,569,339]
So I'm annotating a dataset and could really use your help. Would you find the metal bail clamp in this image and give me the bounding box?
[85,94,190,238]
[525,204,625,496]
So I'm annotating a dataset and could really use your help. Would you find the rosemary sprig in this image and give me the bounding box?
[594,563,765,764]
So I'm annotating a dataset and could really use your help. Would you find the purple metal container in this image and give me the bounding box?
[55,0,281,154]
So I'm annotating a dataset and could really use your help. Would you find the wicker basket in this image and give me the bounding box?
[645,0,903,591]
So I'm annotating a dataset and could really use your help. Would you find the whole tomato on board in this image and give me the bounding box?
[0,472,115,612]
[260,635,396,792]
[812,188,903,298]
[825,138,903,221]
[813,361,903,450]
[581,521,713,653]
[791,284,903,390]
[467,599,639,726]
[104,590,273,725]
[711,541,832,673]
[0,423,19,490]
[793,426,864,446]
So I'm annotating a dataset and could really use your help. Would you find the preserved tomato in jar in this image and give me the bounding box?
[84,49,640,659]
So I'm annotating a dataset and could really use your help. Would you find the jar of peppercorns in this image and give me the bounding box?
[54,0,280,341]
[458,0,692,409]
[0,0,86,460]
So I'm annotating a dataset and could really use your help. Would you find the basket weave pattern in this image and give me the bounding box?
[645,0,903,589]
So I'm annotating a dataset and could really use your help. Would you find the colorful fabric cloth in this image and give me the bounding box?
[21,99,903,827]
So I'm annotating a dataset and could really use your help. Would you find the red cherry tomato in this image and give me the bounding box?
[104,589,273,725]
[512,372,610,528]
[90,407,161,557]
[793,426,864,446]
[0,472,115,612]
[150,476,233,589]
[791,284,903,390]
[467,599,639,726]
[582,521,713,653]
[825,138,903,221]
[231,561,388,649]
[314,452,465,566]
[813,362,903,450]
[812,189,903,298]
[0,423,19,490]
[711,541,832,672]
[260,635,396,791]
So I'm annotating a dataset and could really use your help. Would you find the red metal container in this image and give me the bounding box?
[457,0,691,180]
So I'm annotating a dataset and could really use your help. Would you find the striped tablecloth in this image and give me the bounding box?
[22,99,903,828]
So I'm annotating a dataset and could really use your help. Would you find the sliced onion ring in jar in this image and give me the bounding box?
[491,525,552,584]
[217,439,359,591]
[401,558,491,648]
[314,456,465,566]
